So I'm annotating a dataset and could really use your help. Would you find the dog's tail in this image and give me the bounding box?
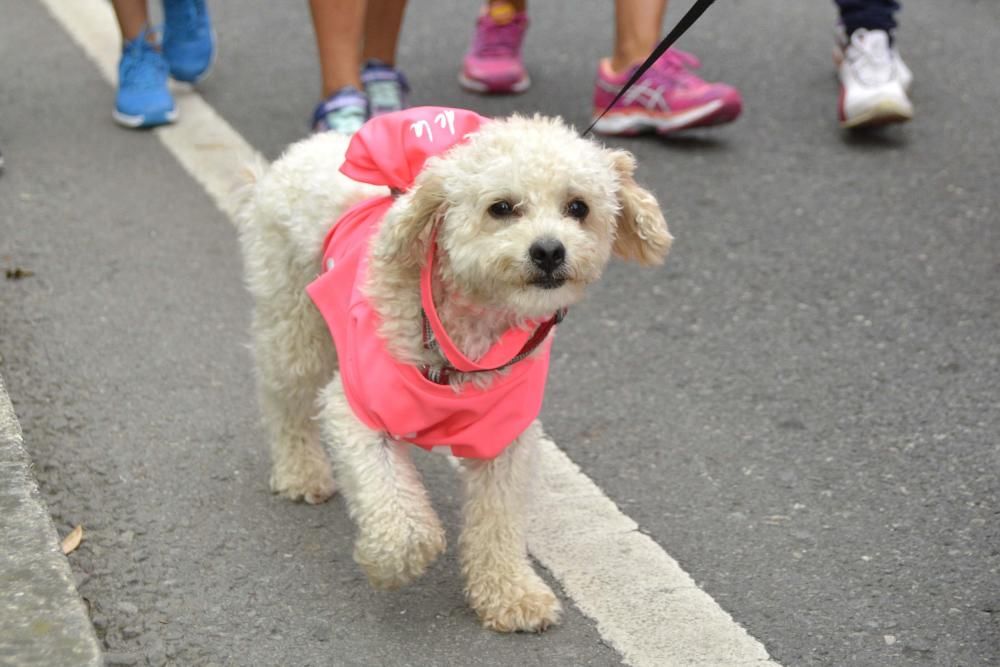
[229,154,270,232]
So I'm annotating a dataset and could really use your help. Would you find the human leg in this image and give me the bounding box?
[111,0,150,40]
[835,0,899,37]
[309,0,365,96]
[610,0,666,72]
[361,0,408,66]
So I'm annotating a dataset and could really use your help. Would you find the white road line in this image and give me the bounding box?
[531,441,777,666]
[39,1,779,664]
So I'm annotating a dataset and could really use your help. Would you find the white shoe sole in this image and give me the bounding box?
[458,72,531,94]
[840,97,913,129]
[590,99,724,135]
[112,107,179,128]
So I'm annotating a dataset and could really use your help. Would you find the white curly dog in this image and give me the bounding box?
[234,108,671,633]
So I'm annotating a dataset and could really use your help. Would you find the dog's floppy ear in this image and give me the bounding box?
[373,171,446,267]
[608,150,673,266]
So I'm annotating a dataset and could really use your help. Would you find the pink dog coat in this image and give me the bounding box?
[306,107,558,459]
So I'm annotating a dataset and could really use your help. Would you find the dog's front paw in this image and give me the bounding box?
[270,462,336,505]
[354,515,446,590]
[467,571,562,633]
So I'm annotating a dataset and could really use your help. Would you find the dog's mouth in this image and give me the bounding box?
[529,275,567,290]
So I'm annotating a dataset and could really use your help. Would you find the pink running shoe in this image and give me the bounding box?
[460,2,530,94]
[591,49,742,136]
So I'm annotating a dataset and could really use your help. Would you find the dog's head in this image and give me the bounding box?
[374,114,672,319]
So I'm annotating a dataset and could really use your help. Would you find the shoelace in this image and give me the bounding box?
[367,81,403,111]
[365,68,409,111]
[649,49,704,90]
[848,29,894,85]
[121,30,167,91]
[474,15,524,57]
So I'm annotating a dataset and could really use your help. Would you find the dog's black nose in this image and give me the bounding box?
[529,238,566,274]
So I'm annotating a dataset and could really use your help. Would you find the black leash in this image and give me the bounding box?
[583,0,719,136]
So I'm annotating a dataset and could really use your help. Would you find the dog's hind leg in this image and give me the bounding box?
[318,378,446,589]
[458,421,562,632]
[254,292,338,505]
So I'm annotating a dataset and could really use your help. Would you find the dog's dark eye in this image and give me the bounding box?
[566,199,589,221]
[488,200,515,218]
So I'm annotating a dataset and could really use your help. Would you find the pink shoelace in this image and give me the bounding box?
[650,49,705,89]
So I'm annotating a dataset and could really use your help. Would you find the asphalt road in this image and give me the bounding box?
[2,0,998,665]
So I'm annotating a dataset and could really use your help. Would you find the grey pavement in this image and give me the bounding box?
[2,0,999,666]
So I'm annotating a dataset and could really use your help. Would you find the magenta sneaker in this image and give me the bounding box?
[591,49,742,136]
[459,2,530,94]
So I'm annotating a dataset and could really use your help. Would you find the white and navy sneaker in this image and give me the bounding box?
[835,28,913,129]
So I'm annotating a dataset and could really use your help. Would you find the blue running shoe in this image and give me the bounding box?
[113,30,177,128]
[361,59,410,117]
[162,0,215,83]
[312,86,368,135]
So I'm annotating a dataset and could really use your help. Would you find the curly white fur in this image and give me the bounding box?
[234,114,671,632]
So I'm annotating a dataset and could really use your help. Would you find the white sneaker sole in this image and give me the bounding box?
[458,72,531,94]
[840,97,913,129]
[590,99,724,135]
[112,107,179,128]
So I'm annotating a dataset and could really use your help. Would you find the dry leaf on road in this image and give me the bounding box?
[61,525,83,554]
[5,267,35,280]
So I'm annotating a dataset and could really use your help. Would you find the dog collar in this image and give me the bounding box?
[419,308,565,385]
[418,230,565,385]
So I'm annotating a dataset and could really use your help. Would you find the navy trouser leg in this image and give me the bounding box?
[835,0,901,35]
